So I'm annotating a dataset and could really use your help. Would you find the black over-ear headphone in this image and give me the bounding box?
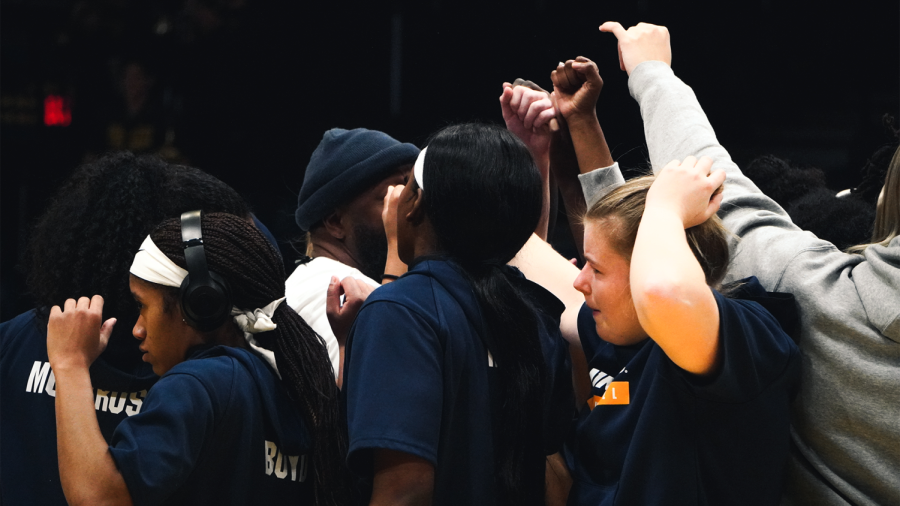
[180,210,232,331]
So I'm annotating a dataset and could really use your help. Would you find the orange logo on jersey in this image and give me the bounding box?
[588,381,630,408]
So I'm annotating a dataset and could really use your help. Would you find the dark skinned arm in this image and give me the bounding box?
[549,57,616,260]
[545,452,573,506]
[551,57,615,175]
[369,449,434,506]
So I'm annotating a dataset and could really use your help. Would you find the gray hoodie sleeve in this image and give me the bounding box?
[623,61,854,289]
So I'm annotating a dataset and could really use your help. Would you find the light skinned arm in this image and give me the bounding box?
[510,234,591,406]
[510,234,583,346]
[382,184,408,283]
[500,84,556,239]
[630,156,726,375]
[369,449,434,506]
[48,296,133,506]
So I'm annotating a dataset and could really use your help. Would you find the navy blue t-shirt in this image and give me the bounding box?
[343,259,574,505]
[108,345,312,506]
[1,310,158,505]
[567,277,800,506]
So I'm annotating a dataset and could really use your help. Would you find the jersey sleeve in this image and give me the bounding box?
[344,300,444,474]
[108,371,222,506]
[674,290,800,402]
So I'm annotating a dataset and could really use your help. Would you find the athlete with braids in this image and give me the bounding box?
[342,123,574,505]
[48,212,348,505]
[0,152,251,505]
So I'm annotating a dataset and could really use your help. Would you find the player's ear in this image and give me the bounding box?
[322,209,347,240]
[405,186,426,226]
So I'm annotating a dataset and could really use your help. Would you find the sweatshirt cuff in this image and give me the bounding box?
[579,162,625,209]
[628,60,676,102]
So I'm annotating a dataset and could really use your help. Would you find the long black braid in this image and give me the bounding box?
[150,213,349,506]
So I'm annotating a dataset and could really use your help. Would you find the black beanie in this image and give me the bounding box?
[295,128,420,231]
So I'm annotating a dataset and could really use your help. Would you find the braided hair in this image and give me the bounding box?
[26,151,249,369]
[149,213,348,506]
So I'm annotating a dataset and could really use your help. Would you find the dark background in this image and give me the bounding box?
[2,0,899,321]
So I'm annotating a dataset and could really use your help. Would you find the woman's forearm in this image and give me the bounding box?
[55,365,133,506]
[630,208,720,375]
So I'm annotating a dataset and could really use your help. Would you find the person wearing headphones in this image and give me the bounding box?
[0,153,254,505]
[48,211,348,506]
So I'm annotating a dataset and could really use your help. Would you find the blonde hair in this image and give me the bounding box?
[848,145,900,253]
[585,175,730,288]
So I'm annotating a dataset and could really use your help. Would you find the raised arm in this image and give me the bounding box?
[550,57,614,176]
[631,157,725,375]
[599,21,832,287]
[500,84,556,239]
[48,296,133,506]
[548,57,618,256]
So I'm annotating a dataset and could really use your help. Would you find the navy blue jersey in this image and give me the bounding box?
[567,277,800,506]
[108,345,312,506]
[1,310,158,505]
[343,258,574,505]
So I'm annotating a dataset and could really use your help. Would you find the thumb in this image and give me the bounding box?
[599,21,627,38]
[326,276,343,315]
[99,317,117,349]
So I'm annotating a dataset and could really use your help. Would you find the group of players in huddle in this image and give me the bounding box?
[2,21,898,506]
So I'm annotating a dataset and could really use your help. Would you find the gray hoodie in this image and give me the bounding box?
[580,61,900,505]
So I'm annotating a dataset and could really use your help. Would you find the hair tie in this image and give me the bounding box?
[231,297,286,334]
[233,297,286,377]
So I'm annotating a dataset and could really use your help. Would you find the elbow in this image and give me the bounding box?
[633,280,721,376]
[632,277,692,316]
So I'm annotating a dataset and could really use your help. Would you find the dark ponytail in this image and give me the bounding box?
[423,123,547,505]
[150,213,349,506]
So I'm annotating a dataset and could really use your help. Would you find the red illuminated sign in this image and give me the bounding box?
[44,95,71,127]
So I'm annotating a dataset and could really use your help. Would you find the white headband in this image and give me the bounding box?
[130,233,286,343]
[130,236,188,288]
[413,146,428,189]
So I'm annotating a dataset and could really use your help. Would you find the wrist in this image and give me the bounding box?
[561,108,599,125]
[48,357,92,377]
[642,203,687,228]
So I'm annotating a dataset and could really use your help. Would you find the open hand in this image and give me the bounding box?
[599,22,672,75]
[383,184,405,247]
[47,295,116,371]
[646,156,725,229]
[550,57,603,120]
